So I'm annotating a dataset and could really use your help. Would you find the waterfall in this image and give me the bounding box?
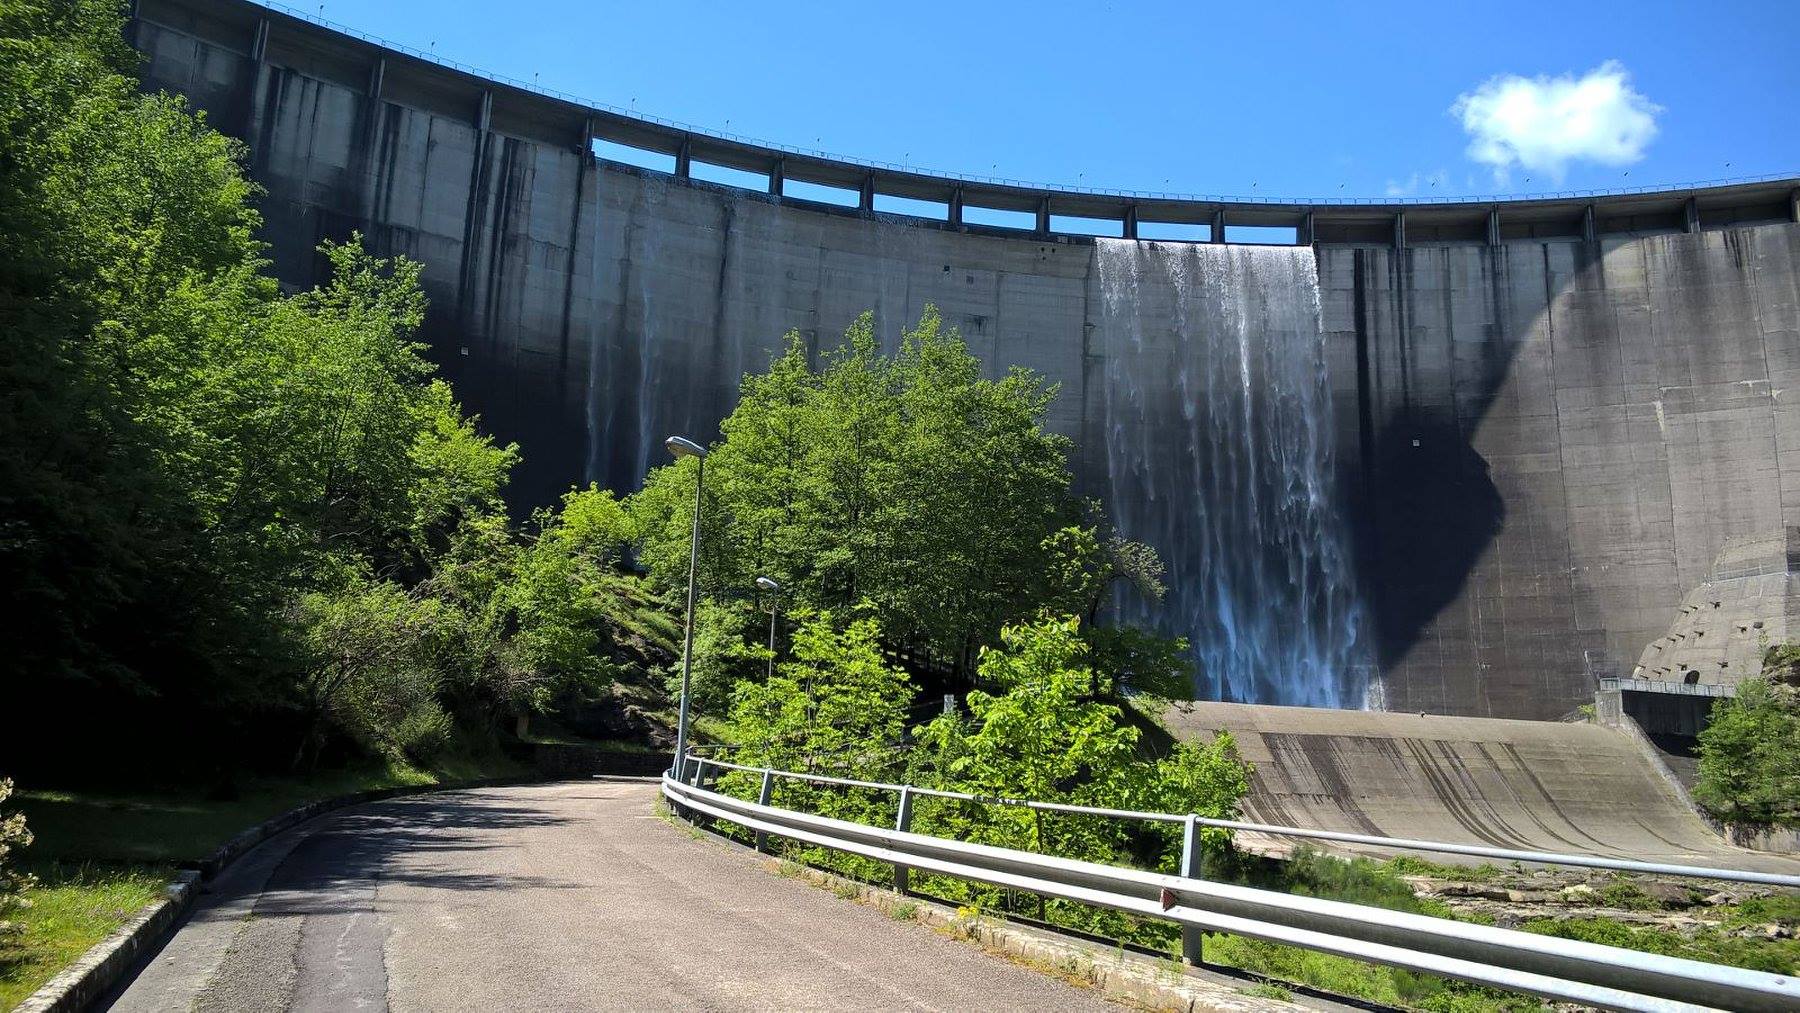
[1094,239,1369,707]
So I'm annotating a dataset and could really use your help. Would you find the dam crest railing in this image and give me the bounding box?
[239,1,1800,213]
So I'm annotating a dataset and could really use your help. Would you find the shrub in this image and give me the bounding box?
[0,779,35,936]
[295,572,448,766]
[1693,676,1800,827]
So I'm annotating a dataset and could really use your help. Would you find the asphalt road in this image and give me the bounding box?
[107,781,1118,1012]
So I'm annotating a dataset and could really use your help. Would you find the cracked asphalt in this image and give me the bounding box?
[106,780,1118,1011]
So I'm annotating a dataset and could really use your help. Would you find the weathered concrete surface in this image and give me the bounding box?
[1320,232,1800,719]
[1163,701,1800,874]
[106,782,1122,1012]
[130,0,1800,720]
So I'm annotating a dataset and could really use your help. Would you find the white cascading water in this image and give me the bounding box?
[1095,239,1369,707]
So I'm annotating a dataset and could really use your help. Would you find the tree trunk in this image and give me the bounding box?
[514,711,530,739]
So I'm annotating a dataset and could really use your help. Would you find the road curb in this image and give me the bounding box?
[14,774,551,1012]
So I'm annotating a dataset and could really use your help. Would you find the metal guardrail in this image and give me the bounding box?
[662,766,1798,1012]
[689,755,1800,889]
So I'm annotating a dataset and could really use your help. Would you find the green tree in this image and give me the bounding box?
[908,615,1248,933]
[1694,677,1800,827]
[0,0,531,771]
[498,486,671,734]
[293,569,449,769]
[629,309,1173,685]
[719,612,915,860]
[915,616,1140,857]
[726,613,915,776]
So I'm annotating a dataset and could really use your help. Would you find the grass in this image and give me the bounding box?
[12,752,527,865]
[1191,848,1536,1011]
[1521,917,1799,976]
[1202,848,1800,1008]
[1384,854,1511,883]
[0,863,168,1009]
[1597,877,1660,911]
[1201,933,1544,1012]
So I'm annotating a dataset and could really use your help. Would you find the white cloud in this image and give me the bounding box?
[1451,61,1660,184]
[1385,170,1447,197]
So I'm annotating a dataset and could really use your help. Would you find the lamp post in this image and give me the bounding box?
[665,435,707,777]
[755,576,782,679]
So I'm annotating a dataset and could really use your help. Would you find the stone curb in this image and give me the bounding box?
[14,773,551,1013]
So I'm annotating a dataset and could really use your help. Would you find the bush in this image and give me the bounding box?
[295,572,448,766]
[0,779,35,936]
[1693,676,1800,827]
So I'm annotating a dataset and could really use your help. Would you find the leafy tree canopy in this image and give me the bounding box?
[1694,676,1800,827]
[630,308,1175,690]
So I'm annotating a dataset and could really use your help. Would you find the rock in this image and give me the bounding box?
[1637,882,1700,908]
[1701,891,1739,907]
[1559,884,1599,904]
[1433,882,1485,897]
[1759,923,1794,940]
[1505,889,1556,904]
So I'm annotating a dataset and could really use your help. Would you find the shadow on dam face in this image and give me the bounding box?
[1336,246,1519,696]
[127,0,1800,720]
[1354,407,1507,680]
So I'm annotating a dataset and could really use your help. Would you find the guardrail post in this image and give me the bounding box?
[893,786,915,894]
[755,768,774,853]
[1180,814,1203,966]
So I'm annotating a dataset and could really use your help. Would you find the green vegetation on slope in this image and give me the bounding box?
[1694,670,1800,827]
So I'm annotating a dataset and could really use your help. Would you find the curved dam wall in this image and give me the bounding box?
[133,0,1800,720]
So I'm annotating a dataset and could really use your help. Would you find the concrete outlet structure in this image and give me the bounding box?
[132,0,1800,722]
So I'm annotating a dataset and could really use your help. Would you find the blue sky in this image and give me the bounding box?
[299,0,1796,201]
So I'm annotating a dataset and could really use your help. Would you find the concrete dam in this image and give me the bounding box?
[134,0,1800,722]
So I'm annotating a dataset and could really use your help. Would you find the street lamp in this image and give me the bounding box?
[755,576,782,679]
[665,435,707,776]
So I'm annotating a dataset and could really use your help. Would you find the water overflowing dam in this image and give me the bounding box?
[131,0,1800,721]
[1094,241,1368,707]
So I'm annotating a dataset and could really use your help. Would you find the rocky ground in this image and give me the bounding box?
[1404,867,1798,941]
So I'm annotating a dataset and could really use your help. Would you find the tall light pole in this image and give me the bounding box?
[665,435,707,776]
[755,576,782,679]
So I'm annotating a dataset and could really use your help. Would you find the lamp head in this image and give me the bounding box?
[664,435,707,460]
[755,576,781,594]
